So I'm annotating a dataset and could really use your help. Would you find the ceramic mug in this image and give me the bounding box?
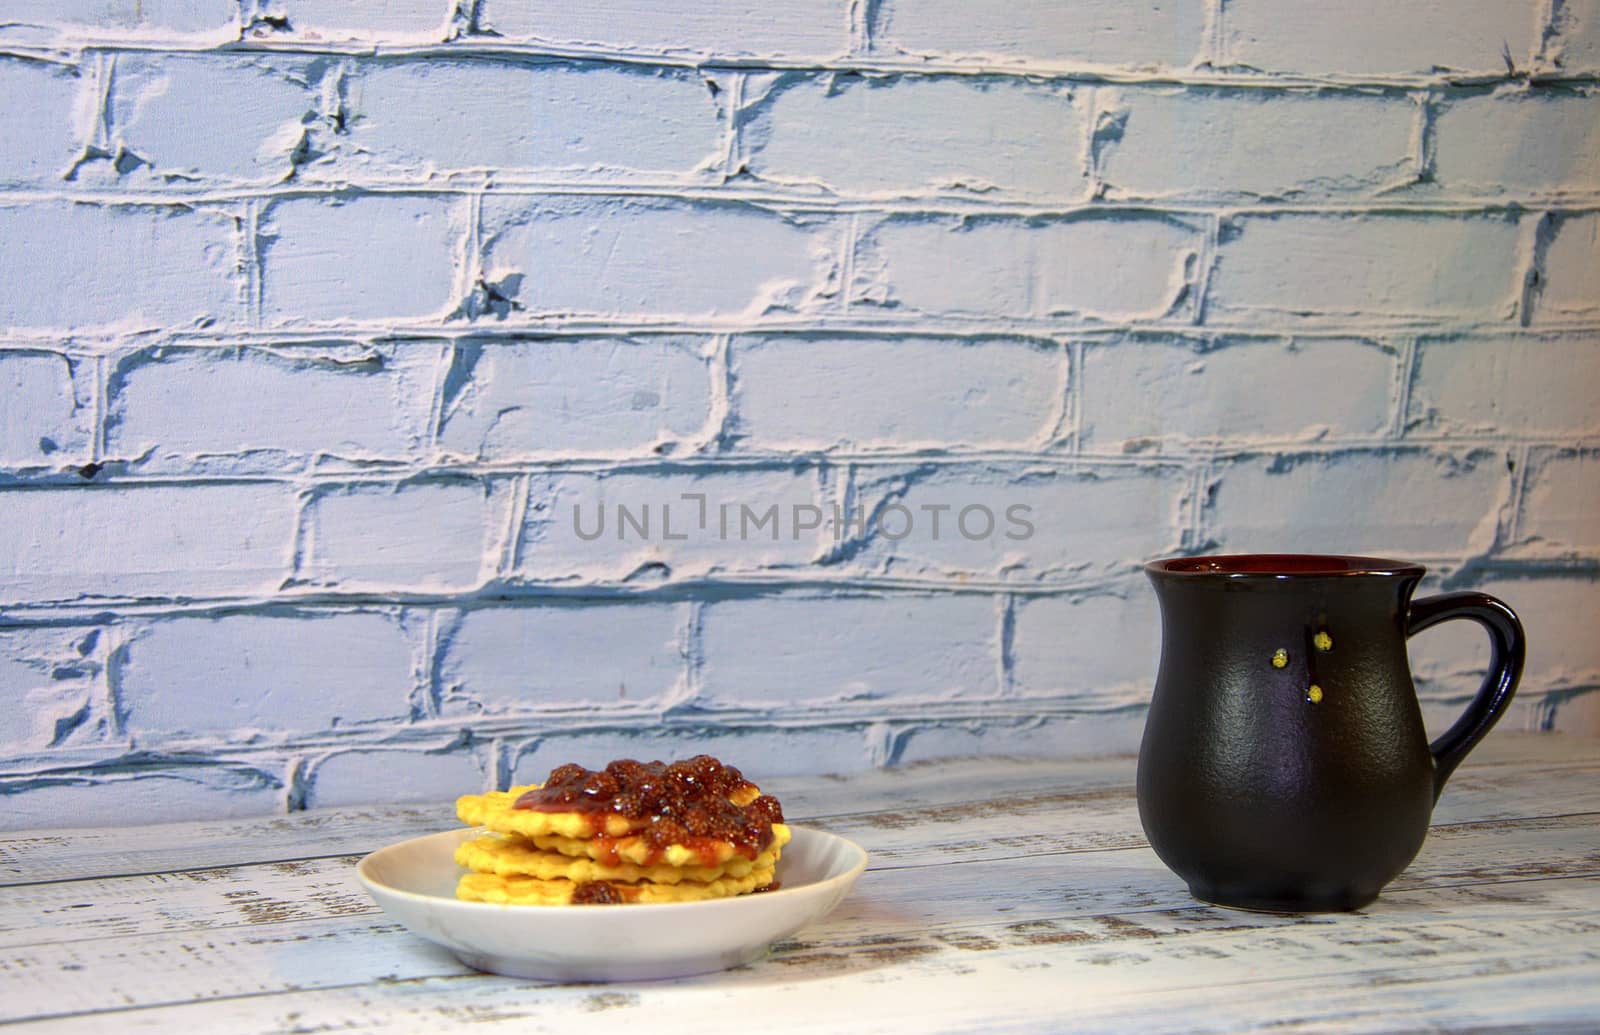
[1138,554,1525,912]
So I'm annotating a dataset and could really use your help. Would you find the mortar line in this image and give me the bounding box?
[21,39,1596,90]
[286,486,316,584]
[0,552,1589,631]
[1535,0,1566,68]
[429,605,448,719]
[1410,90,1438,185]
[700,332,736,453]
[719,71,747,181]
[1185,456,1216,553]
[0,435,1592,491]
[1199,0,1228,69]
[847,0,871,58]
[282,755,309,813]
[496,473,531,578]
[11,181,1600,217]
[101,624,128,741]
[1036,336,1075,450]
[91,51,114,153]
[243,197,264,328]
[1065,339,1086,453]
[1190,212,1222,325]
[1505,443,1535,545]
[490,737,512,792]
[424,342,451,455]
[997,593,1017,697]
[1388,335,1420,438]
[1516,210,1558,327]
[9,317,1600,351]
[680,599,707,710]
[1081,86,1104,199]
[839,212,860,315]
[455,189,485,310]
[90,353,108,463]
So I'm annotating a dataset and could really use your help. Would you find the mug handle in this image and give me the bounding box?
[1406,592,1527,802]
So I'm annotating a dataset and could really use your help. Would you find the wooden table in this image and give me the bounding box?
[3,733,1597,1033]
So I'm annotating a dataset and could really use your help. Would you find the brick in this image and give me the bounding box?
[478,196,836,319]
[477,0,850,60]
[743,73,1087,198]
[0,351,93,468]
[437,337,712,460]
[259,194,460,324]
[1221,0,1539,76]
[1518,450,1600,553]
[0,0,237,41]
[856,213,1200,321]
[107,54,316,183]
[2,766,282,831]
[889,714,1147,764]
[438,603,686,712]
[1081,336,1394,452]
[697,594,998,705]
[1475,578,1600,691]
[334,59,723,177]
[510,726,873,782]
[0,59,86,188]
[1097,88,1414,200]
[1534,213,1600,323]
[1407,575,1599,720]
[1552,0,1600,72]
[1433,92,1600,196]
[0,627,104,748]
[0,484,297,603]
[731,335,1060,450]
[306,747,485,807]
[1409,333,1600,436]
[0,202,239,331]
[843,462,1189,580]
[518,467,824,581]
[1010,592,1160,704]
[871,0,1206,70]
[1207,213,1523,323]
[253,0,448,41]
[302,480,498,591]
[1207,450,1508,558]
[107,344,432,472]
[120,612,414,736]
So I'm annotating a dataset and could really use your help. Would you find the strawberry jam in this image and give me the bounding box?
[513,755,784,862]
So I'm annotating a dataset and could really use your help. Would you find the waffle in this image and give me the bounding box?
[452,755,787,906]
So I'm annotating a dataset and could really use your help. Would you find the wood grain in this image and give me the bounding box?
[1,733,1596,1033]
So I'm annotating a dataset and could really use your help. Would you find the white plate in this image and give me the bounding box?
[357,825,868,982]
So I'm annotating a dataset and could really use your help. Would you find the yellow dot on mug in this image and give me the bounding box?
[1271,648,1289,669]
[1307,684,1324,704]
[1314,631,1333,651]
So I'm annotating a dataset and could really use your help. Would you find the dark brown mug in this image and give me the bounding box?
[1138,554,1526,912]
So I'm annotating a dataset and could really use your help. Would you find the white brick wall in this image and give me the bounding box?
[1,0,1596,828]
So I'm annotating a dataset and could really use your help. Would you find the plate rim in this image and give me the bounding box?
[356,823,868,916]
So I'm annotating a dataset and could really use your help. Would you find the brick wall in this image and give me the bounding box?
[2,0,1596,827]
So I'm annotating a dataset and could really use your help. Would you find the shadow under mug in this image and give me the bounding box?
[1137,553,1526,913]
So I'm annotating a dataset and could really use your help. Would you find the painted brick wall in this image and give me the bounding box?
[2,1,1597,828]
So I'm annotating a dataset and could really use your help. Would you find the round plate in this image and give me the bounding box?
[357,825,868,982]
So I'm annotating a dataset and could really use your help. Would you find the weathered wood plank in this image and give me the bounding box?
[3,796,1595,953]
[0,735,1594,1033]
[2,814,1595,1020]
[6,880,1598,1034]
[4,733,1592,886]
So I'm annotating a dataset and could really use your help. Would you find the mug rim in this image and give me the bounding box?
[1146,553,1427,579]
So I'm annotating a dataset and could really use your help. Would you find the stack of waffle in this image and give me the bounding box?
[453,756,790,905]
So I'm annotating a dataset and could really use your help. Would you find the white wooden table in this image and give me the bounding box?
[3,733,1597,1033]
